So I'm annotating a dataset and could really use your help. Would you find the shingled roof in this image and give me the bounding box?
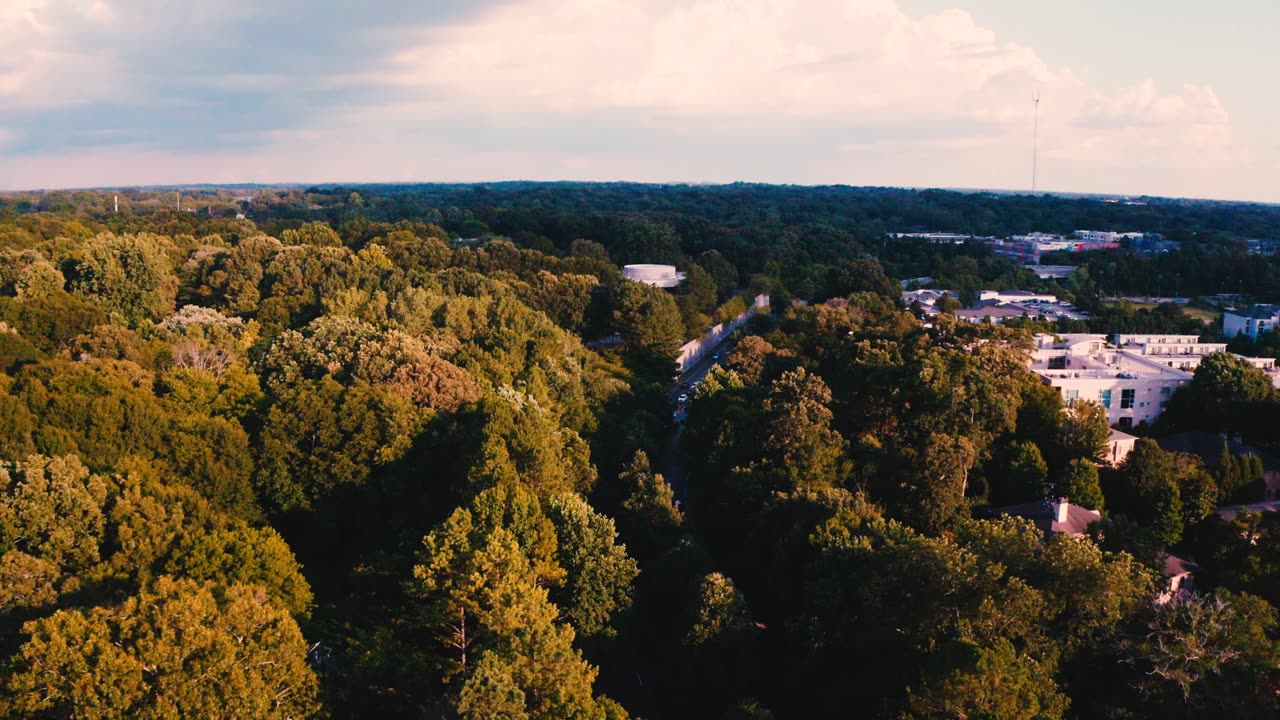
[983,499,1102,537]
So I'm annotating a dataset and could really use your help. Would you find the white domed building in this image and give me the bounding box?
[623,264,686,288]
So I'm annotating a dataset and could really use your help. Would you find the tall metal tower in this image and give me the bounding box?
[1031,90,1040,194]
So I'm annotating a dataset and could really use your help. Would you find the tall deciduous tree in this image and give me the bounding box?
[71,233,178,324]
[2,577,319,719]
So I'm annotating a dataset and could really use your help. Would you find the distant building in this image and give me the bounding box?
[1223,305,1280,340]
[955,304,1036,325]
[1029,334,1192,429]
[622,264,686,288]
[1073,230,1119,244]
[1026,265,1077,279]
[980,290,1058,304]
[901,289,956,306]
[891,232,981,244]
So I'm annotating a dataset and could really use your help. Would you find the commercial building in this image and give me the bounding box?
[1073,230,1119,244]
[1223,305,1280,340]
[622,264,686,288]
[980,290,1058,304]
[1030,334,1192,429]
[1026,265,1077,279]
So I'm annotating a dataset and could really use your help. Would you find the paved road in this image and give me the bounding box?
[662,333,739,502]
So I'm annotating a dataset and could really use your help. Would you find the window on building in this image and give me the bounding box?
[1048,356,1067,370]
[1161,386,1173,397]
[1121,388,1135,409]
[1119,417,1133,430]
[1063,388,1079,404]
[1099,389,1112,408]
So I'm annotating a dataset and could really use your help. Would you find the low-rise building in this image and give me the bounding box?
[622,264,686,288]
[1030,334,1192,429]
[1025,265,1077,279]
[1107,428,1138,466]
[901,289,956,306]
[980,290,1058,304]
[1223,305,1280,340]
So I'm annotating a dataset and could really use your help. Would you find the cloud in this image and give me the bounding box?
[0,0,1262,200]
[393,0,1232,171]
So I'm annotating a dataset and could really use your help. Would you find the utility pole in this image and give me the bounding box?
[1032,90,1040,194]
[113,195,118,213]
[176,192,181,212]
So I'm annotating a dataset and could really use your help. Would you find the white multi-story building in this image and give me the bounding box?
[1223,305,1280,340]
[1112,334,1229,371]
[1030,334,1192,429]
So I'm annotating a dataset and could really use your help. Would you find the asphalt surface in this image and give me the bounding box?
[662,333,739,502]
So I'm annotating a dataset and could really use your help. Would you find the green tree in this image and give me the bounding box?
[545,494,638,638]
[612,278,684,362]
[994,440,1048,504]
[1118,591,1280,713]
[696,250,739,300]
[760,368,847,491]
[617,450,683,562]
[2,577,319,719]
[1059,458,1105,511]
[906,639,1068,720]
[280,220,343,247]
[258,377,420,510]
[1059,400,1110,462]
[899,433,978,533]
[71,233,178,324]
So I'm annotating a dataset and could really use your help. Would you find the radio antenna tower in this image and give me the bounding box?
[1031,89,1040,194]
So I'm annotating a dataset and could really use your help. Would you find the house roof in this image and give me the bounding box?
[956,306,1031,320]
[1164,554,1196,578]
[984,500,1102,536]
[1108,428,1139,443]
[1226,304,1280,320]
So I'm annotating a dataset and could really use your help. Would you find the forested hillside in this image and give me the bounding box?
[1,184,1279,718]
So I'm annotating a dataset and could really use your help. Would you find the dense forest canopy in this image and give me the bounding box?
[1,183,1279,718]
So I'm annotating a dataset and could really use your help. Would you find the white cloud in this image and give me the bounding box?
[394,0,1234,174]
[0,0,1262,200]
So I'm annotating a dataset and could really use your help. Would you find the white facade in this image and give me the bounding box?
[1112,335,1229,371]
[1107,428,1138,466]
[901,289,956,306]
[1030,334,1192,429]
[622,264,686,288]
[1223,305,1280,340]
[979,290,1058,304]
[1074,230,1119,243]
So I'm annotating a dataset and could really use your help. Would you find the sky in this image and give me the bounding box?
[1,0,1277,202]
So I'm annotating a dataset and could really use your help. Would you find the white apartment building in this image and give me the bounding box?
[1030,334,1192,429]
[1223,305,1280,340]
[1112,334,1229,371]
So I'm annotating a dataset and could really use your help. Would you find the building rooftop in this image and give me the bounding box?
[986,499,1101,536]
[1226,304,1280,320]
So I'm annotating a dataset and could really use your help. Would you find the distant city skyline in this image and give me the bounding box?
[1,1,1276,202]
